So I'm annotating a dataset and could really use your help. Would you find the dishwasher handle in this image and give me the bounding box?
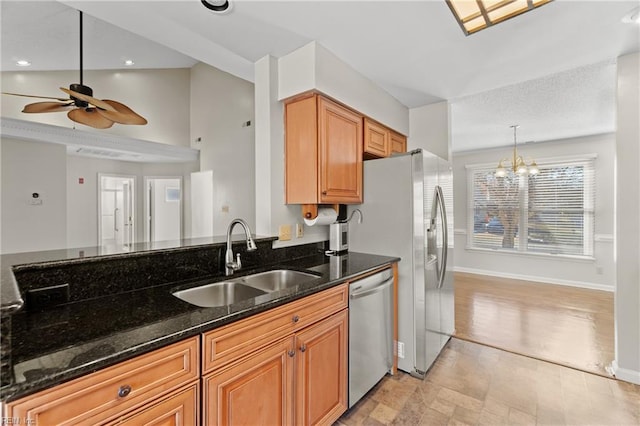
[350,277,393,300]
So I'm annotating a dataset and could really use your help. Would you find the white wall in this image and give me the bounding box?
[1,138,67,253]
[452,133,615,291]
[614,52,640,385]
[409,101,451,160]
[278,42,409,136]
[67,155,197,249]
[255,55,329,247]
[190,62,256,235]
[1,69,191,147]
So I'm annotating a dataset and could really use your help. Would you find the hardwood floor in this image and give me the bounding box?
[454,272,614,377]
[337,338,640,426]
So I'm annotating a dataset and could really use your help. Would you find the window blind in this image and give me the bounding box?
[467,158,595,257]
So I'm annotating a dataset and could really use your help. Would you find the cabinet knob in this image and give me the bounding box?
[322,191,327,195]
[292,315,300,323]
[288,350,295,357]
[118,384,132,398]
[300,344,307,353]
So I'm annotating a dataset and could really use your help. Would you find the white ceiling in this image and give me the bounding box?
[2,0,639,152]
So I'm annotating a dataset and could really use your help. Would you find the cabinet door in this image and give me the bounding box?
[390,131,407,154]
[114,383,198,426]
[203,338,295,426]
[294,309,348,426]
[364,118,389,158]
[318,97,363,204]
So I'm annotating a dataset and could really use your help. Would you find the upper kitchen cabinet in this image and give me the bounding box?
[390,131,407,155]
[364,118,389,158]
[364,118,407,159]
[285,93,363,205]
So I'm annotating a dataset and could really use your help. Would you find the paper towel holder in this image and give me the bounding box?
[301,203,339,220]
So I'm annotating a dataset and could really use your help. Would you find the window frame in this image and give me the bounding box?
[465,154,596,260]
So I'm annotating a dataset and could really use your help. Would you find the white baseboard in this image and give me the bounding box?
[453,266,614,292]
[610,360,640,385]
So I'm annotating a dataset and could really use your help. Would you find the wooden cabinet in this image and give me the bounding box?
[294,310,348,426]
[364,117,407,159]
[285,93,363,205]
[364,118,390,158]
[390,130,407,155]
[202,284,349,426]
[5,337,199,426]
[113,384,199,426]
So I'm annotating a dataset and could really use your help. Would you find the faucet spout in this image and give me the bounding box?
[225,218,257,276]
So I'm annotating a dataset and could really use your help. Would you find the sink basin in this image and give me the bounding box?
[172,281,267,307]
[235,269,319,292]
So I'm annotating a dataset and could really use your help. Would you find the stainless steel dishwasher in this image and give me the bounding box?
[348,267,394,408]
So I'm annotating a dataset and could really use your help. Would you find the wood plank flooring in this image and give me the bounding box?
[337,338,640,425]
[454,272,615,377]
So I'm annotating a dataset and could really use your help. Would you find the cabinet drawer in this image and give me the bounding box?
[7,337,199,426]
[203,284,348,374]
[111,383,199,426]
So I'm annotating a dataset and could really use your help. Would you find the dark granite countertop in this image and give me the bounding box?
[0,251,398,402]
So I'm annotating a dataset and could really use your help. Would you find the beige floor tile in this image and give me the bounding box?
[450,405,481,425]
[419,408,450,426]
[508,407,537,425]
[430,397,456,417]
[369,403,399,425]
[437,387,484,412]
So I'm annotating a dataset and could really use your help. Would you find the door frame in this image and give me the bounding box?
[97,173,136,249]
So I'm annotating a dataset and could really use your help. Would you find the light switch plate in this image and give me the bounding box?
[296,223,304,238]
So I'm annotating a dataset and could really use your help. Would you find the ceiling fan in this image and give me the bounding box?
[2,11,147,129]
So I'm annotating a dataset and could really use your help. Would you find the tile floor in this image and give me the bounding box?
[337,338,640,426]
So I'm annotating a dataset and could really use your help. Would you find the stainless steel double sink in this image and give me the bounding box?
[172,269,320,308]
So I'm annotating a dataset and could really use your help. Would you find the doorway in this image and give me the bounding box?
[98,174,135,252]
[144,177,182,244]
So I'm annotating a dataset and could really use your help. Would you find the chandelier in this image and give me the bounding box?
[495,125,539,177]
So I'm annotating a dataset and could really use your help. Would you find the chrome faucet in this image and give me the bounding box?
[225,218,257,276]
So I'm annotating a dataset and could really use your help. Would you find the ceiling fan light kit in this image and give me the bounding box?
[2,11,147,130]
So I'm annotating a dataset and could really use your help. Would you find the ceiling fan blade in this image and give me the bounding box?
[22,101,74,113]
[59,87,116,112]
[2,91,70,101]
[96,100,148,125]
[68,108,114,129]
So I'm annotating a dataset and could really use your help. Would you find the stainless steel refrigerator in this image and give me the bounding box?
[348,149,454,378]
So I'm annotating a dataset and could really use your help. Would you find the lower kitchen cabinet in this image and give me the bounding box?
[203,308,348,426]
[113,383,199,426]
[4,337,199,426]
[295,309,348,426]
[203,337,295,425]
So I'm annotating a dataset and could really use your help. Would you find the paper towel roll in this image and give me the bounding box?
[303,207,338,226]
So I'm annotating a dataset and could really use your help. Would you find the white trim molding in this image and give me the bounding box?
[1,117,199,163]
[610,360,640,385]
[594,234,614,243]
[453,266,614,292]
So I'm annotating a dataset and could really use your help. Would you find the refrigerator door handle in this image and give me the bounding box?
[430,186,448,290]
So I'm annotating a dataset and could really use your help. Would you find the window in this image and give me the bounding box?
[467,157,595,257]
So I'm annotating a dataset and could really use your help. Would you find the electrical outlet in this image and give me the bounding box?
[296,223,304,238]
[279,224,292,241]
[397,341,405,359]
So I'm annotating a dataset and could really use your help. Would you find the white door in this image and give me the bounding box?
[145,177,182,243]
[99,175,135,251]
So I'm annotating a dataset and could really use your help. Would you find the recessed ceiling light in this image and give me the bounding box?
[16,60,31,67]
[124,59,135,66]
[201,0,232,14]
[622,7,640,24]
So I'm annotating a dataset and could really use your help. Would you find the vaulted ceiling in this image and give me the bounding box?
[2,0,639,151]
